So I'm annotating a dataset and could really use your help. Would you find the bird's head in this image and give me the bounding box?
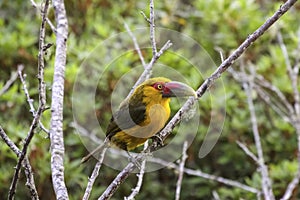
[138,77,197,101]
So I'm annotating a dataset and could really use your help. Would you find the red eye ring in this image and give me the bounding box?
[153,82,164,90]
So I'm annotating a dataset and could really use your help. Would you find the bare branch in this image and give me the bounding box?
[124,142,148,200]
[242,65,274,200]
[82,143,108,200]
[127,39,172,97]
[8,0,49,197]
[96,1,298,198]
[236,141,259,164]
[49,0,69,199]
[255,74,294,116]
[0,65,23,96]
[229,67,294,123]
[280,172,300,200]
[149,0,157,55]
[124,22,146,68]
[127,0,173,97]
[212,190,221,200]
[140,11,151,24]
[254,86,291,122]
[30,0,57,34]
[18,67,35,115]
[294,28,300,74]
[149,156,259,194]
[175,141,188,200]
[277,31,300,118]
[278,28,300,200]
[18,67,49,135]
[0,125,39,199]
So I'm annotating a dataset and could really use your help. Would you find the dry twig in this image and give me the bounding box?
[242,65,274,200]
[175,141,188,200]
[0,126,39,199]
[124,142,148,200]
[49,0,69,199]
[0,65,23,96]
[124,22,146,69]
[277,30,300,200]
[30,0,56,34]
[8,0,49,198]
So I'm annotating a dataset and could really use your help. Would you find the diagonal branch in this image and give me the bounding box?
[18,66,49,135]
[97,1,299,199]
[149,156,259,194]
[0,65,23,96]
[124,22,146,69]
[0,125,39,200]
[82,139,109,200]
[236,141,259,164]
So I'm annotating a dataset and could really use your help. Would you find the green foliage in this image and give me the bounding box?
[1,0,300,199]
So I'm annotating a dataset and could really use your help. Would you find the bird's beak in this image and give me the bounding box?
[162,81,197,98]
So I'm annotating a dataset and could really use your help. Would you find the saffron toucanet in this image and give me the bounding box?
[81,77,196,163]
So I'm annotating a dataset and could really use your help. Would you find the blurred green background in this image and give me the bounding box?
[1,0,300,199]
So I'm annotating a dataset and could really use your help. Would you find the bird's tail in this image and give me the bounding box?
[81,138,109,163]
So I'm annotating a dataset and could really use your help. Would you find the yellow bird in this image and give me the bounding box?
[81,77,196,163]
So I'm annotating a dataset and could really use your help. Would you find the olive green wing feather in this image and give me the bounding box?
[106,96,146,139]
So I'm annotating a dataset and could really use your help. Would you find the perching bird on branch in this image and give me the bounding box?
[81,77,196,163]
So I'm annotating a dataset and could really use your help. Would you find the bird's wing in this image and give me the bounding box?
[106,100,146,139]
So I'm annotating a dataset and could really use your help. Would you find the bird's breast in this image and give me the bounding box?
[122,101,170,139]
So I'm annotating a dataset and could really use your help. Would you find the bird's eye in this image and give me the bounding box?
[157,84,163,90]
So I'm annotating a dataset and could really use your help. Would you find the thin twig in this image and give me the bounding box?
[242,65,274,200]
[212,190,221,200]
[127,39,172,98]
[256,74,294,116]
[236,141,259,164]
[126,6,173,98]
[96,1,298,198]
[255,86,291,122]
[124,142,148,200]
[30,0,57,34]
[127,0,167,97]
[149,156,259,194]
[49,0,69,199]
[278,30,300,200]
[18,66,49,135]
[8,0,49,198]
[18,67,35,115]
[149,0,157,55]
[175,141,188,200]
[0,65,23,96]
[140,11,151,24]
[124,22,146,69]
[0,125,39,199]
[82,141,109,200]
